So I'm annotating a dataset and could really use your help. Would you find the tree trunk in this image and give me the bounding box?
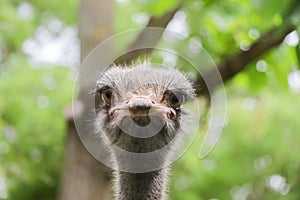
[57,0,113,199]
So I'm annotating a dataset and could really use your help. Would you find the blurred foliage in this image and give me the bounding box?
[171,89,300,200]
[0,0,300,200]
[0,54,73,199]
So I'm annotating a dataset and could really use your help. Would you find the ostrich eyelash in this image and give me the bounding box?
[96,85,112,94]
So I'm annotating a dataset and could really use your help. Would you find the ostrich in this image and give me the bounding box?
[95,63,195,200]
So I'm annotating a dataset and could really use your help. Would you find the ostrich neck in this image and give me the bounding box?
[115,168,169,200]
[110,118,176,199]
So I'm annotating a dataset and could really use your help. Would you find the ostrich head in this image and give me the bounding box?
[95,64,195,155]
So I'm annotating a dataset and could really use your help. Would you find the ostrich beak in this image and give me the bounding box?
[127,96,152,126]
[108,96,177,126]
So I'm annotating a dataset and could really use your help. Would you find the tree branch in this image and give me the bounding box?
[114,4,295,97]
[114,4,182,65]
[195,24,295,96]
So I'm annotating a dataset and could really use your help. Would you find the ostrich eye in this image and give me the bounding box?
[97,86,112,106]
[163,90,185,110]
[101,91,112,105]
[169,94,180,109]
